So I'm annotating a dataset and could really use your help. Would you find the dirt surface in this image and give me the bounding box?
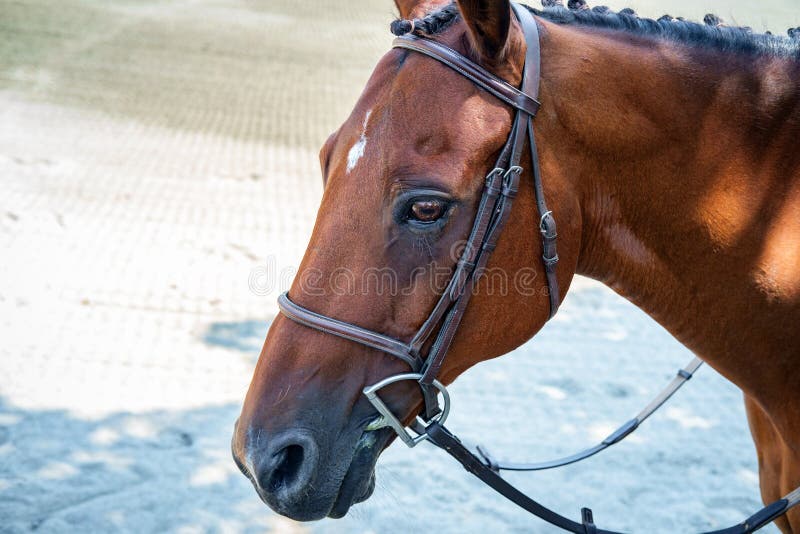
[1,1,796,532]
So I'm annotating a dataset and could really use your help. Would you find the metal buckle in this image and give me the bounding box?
[485,167,505,185]
[503,165,523,181]
[501,166,522,198]
[363,373,451,448]
[539,210,556,237]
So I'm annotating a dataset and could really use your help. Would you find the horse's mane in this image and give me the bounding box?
[390,1,800,60]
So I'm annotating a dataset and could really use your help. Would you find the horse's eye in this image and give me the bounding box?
[410,200,446,223]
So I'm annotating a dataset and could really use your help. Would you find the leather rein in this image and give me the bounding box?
[276,4,800,532]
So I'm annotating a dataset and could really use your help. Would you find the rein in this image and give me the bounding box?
[277,4,800,531]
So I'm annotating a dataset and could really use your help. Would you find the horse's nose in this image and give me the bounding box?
[252,430,320,505]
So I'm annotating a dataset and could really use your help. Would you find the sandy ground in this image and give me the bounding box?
[1,0,797,532]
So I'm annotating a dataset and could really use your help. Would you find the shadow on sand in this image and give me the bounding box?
[0,397,291,533]
[203,318,273,354]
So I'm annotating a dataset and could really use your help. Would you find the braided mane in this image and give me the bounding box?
[390,1,800,59]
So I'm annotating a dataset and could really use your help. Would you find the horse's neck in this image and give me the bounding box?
[540,23,800,429]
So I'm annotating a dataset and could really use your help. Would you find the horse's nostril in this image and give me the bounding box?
[265,443,305,493]
[249,430,319,504]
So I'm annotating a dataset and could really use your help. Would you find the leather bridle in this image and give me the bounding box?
[280,1,556,432]
[276,4,800,532]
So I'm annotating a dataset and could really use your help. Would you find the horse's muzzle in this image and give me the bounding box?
[232,420,323,520]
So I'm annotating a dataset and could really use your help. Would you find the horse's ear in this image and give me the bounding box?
[456,0,513,60]
[394,0,419,18]
[394,0,449,19]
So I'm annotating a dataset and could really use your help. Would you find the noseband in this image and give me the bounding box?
[276,4,799,532]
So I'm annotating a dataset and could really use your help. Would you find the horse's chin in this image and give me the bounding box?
[327,465,376,518]
[327,429,388,518]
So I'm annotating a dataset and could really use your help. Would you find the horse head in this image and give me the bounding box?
[231,0,582,520]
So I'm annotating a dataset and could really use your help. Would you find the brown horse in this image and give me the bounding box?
[232,0,800,530]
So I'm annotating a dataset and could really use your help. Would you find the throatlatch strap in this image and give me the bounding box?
[512,3,560,317]
[528,120,560,317]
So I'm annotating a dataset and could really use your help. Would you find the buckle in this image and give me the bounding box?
[503,166,523,180]
[485,167,505,185]
[485,168,505,196]
[503,165,522,194]
[362,373,451,448]
[539,210,557,239]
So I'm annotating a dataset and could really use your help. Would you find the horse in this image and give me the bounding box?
[232,0,800,530]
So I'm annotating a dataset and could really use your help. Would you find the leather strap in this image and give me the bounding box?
[529,121,560,317]
[393,35,541,117]
[277,293,421,370]
[424,421,799,534]
[512,3,541,101]
[481,357,703,471]
[424,423,621,534]
[408,167,506,355]
[513,3,561,318]
[417,162,522,394]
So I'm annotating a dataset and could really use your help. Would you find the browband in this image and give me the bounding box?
[393,35,541,117]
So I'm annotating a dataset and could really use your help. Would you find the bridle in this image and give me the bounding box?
[280,1,556,434]
[276,4,800,532]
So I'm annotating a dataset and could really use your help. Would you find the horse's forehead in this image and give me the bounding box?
[353,47,475,135]
[332,46,511,193]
